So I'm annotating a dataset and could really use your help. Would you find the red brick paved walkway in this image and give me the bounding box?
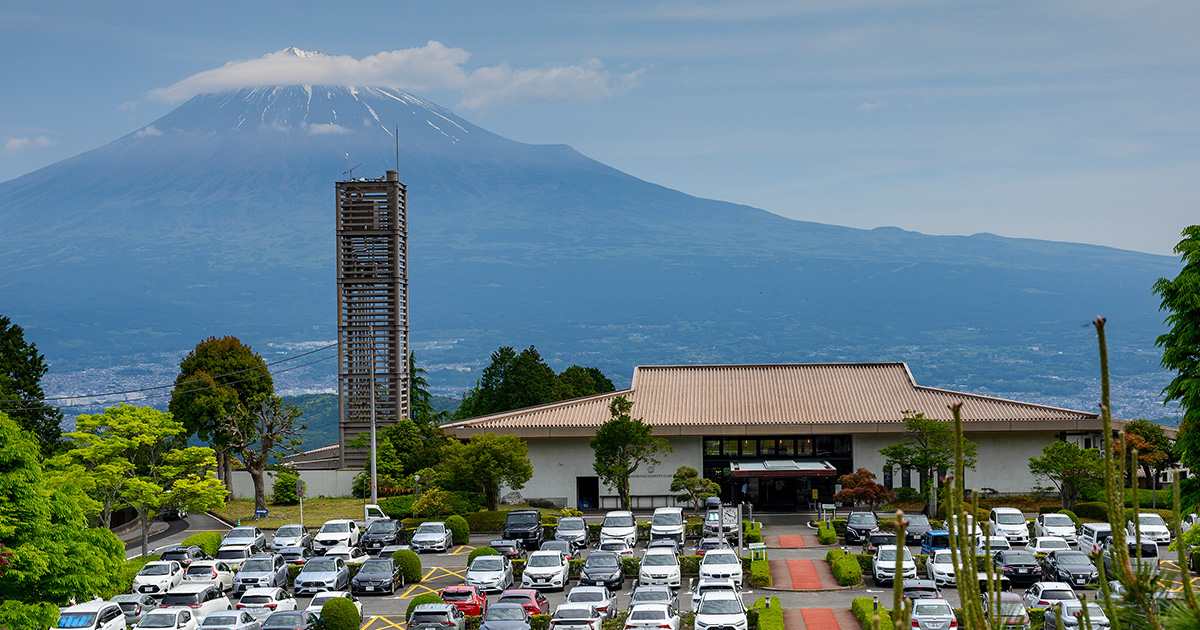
[778,534,807,547]
[786,559,823,590]
[800,609,839,629]
[769,559,793,589]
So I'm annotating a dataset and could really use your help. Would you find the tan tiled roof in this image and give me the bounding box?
[445,363,1100,437]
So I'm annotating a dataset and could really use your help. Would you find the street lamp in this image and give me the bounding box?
[414,474,421,501]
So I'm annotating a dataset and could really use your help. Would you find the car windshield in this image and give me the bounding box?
[485,608,525,621]
[869,534,894,545]
[202,614,239,627]
[241,596,272,605]
[1057,554,1090,566]
[360,561,392,575]
[932,551,952,564]
[1040,539,1069,549]
[643,554,676,566]
[161,552,190,562]
[139,614,178,628]
[632,591,667,604]
[509,513,540,525]
[440,591,471,602]
[1042,589,1075,601]
[241,559,272,572]
[569,592,603,603]
[1130,542,1159,557]
[320,522,349,533]
[705,553,738,565]
[227,529,255,539]
[1062,603,1105,618]
[277,526,304,537]
[161,594,199,607]
[704,512,719,523]
[599,542,626,551]
[555,609,593,620]
[604,515,634,528]
[996,513,1024,524]
[416,524,444,535]
[558,519,585,532]
[217,550,247,560]
[529,555,560,567]
[367,521,397,533]
[653,513,682,526]
[267,614,304,626]
[998,602,1025,616]
[57,613,97,628]
[140,564,171,575]
[1005,552,1036,564]
[472,558,502,571]
[629,610,666,621]
[913,603,951,616]
[305,559,337,572]
[498,596,528,606]
[1044,515,1073,527]
[586,555,618,569]
[698,599,742,614]
[847,514,876,526]
[878,549,912,562]
[1139,515,1167,527]
[907,515,930,528]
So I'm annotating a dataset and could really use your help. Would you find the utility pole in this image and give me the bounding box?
[369,326,378,505]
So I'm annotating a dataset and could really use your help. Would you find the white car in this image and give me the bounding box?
[466,555,514,593]
[698,550,743,589]
[183,561,236,592]
[234,588,296,621]
[1128,512,1172,544]
[132,561,185,596]
[56,601,128,630]
[871,545,916,586]
[1021,581,1078,611]
[638,548,681,588]
[597,539,635,559]
[304,592,363,622]
[313,520,361,554]
[925,549,956,586]
[988,508,1029,545]
[549,604,605,630]
[693,591,746,630]
[523,550,571,590]
[322,546,370,565]
[160,584,233,622]
[565,586,617,621]
[649,507,686,544]
[137,609,198,630]
[689,579,739,612]
[198,611,261,630]
[1026,537,1070,555]
[1033,514,1078,544]
[624,604,681,630]
[975,536,1011,555]
[600,511,638,549]
[214,545,256,570]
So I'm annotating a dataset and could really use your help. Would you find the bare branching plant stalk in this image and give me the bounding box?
[947,402,988,628]
[891,511,910,630]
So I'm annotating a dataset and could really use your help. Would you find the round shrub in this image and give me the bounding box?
[320,596,361,630]
[181,532,222,557]
[1057,509,1080,529]
[406,593,444,620]
[468,546,499,565]
[271,470,300,506]
[447,515,470,545]
[391,549,423,584]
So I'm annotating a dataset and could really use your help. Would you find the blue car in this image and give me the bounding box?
[920,530,950,557]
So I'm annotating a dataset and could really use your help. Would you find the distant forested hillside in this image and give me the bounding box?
[284,393,461,453]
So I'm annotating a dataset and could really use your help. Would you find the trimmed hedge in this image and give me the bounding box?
[851,597,892,627]
[569,558,585,577]
[379,495,416,520]
[745,530,763,544]
[1073,502,1108,521]
[749,559,771,587]
[751,597,782,630]
[512,559,526,577]
[392,549,424,584]
[588,523,603,540]
[817,521,837,545]
[1030,610,1046,627]
[685,523,703,538]
[468,546,499,564]
[447,515,470,545]
[181,532,222,557]
[825,549,863,586]
[679,555,702,575]
[288,564,302,585]
[530,615,550,630]
[620,557,641,577]
[320,595,361,630]
[407,593,444,619]
[464,511,507,533]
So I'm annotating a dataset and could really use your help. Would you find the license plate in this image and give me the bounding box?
[1019,569,1027,573]
[366,586,375,591]
[140,586,154,592]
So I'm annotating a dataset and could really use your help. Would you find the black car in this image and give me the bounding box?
[479,603,532,630]
[262,611,318,630]
[845,512,878,544]
[1040,550,1098,587]
[362,519,405,555]
[351,557,404,595]
[159,545,209,567]
[503,510,544,551]
[578,551,624,590]
[694,538,724,556]
[992,550,1043,586]
[904,514,933,545]
[491,539,527,561]
[862,530,898,554]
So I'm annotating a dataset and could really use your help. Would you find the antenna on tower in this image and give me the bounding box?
[343,163,362,179]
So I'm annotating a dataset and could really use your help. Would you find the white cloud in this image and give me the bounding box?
[857,101,884,112]
[119,100,138,112]
[149,43,640,109]
[4,136,53,151]
[134,125,162,137]
[304,122,351,135]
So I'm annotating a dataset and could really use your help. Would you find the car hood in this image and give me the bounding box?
[582,566,621,577]
[132,575,171,584]
[316,533,350,541]
[525,565,564,575]
[930,563,955,573]
[298,570,340,581]
[412,533,445,542]
[481,620,530,630]
[696,612,745,625]
[469,570,508,580]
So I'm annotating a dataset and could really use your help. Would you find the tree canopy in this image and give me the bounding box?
[879,411,977,517]
[455,346,615,419]
[440,432,533,511]
[1028,440,1103,510]
[669,466,720,514]
[0,315,64,456]
[169,336,275,444]
[1153,225,1200,469]
[590,396,673,510]
[833,468,893,510]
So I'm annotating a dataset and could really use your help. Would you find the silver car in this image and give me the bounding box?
[232,555,289,595]
[270,525,312,552]
[223,527,267,551]
[410,522,453,553]
[1043,601,1111,629]
[294,556,350,596]
[465,555,514,593]
[109,594,158,625]
[910,599,956,630]
[199,611,262,630]
[565,586,617,621]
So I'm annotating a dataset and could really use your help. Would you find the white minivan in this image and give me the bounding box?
[649,507,685,544]
[55,601,127,630]
[600,511,638,548]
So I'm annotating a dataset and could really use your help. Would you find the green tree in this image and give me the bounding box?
[169,336,275,491]
[669,466,720,515]
[1124,419,1175,488]
[221,395,305,511]
[0,315,64,456]
[556,366,616,399]
[590,396,673,510]
[409,353,448,424]
[440,433,533,511]
[1028,440,1103,510]
[879,411,978,517]
[1154,225,1200,470]
[0,411,125,612]
[454,346,615,419]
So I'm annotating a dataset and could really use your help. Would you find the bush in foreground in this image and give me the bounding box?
[181,532,222,557]
[446,515,470,545]
[391,549,423,584]
[751,597,782,630]
[468,546,499,565]
[320,596,361,630]
[851,597,892,627]
[406,593,444,620]
[749,559,771,586]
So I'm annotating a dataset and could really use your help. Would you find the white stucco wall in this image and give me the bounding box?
[229,469,357,500]
[852,431,1057,494]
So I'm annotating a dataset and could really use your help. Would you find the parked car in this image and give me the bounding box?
[698,549,743,589]
[56,601,127,630]
[925,549,956,586]
[600,511,638,549]
[541,540,576,560]
[137,609,199,630]
[693,591,746,630]
[555,518,592,551]
[108,595,158,626]
[160,546,209,568]
[503,510,545,551]
[649,507,685,544]
[351,557,404,595]
[523,550,571,590]
[198,611,262,630]
[277,547,314,567]
[269,525,312,552]
[1078,523,1112,555]
[646,539,680,556]
[1042,601,1111,629]
[498,589,550,615]
[410,521,453,553]
[900,579,941,600]
[578,551,624,591]
[622,604,680,630]
[638,547,681,588]
[260,611,317,630]
[467,554,515,593]
[303,592,362,621]
[131,561,185,596]
[323,546,370,565]
[477,603,530,630]
[183,561,236,591]
[235,588,296,621]
[694,538,724,556]
[689,579,739,612]
[491,539,527,561]
[862,530,897,555]
[313,520,361,554]
[872,545,916,586]
[214,545,256,570]
[1102,537,1159,576]
[844,511,878,544]
[1026,537,1070,555]
[1128,512,1172,544]
[1021,582,1078,611]
[159,584,233,622]
[903,514,933,545]
[1040,550,1098,587]
[920,530,950,557]
[975,536,1012,555]
[982,592,1029,630]
[596,539,635,559]
[627,586,678,613]
[565,586,616,621]
[549,604,605,630]
[293,556,350,596]
[988,508,1030,545]
[992,550,1043,586]
[909,598,956,630]
[408,603,467,630]
[440,585,488,616]
[946,514,984,546]
[222,527,267,551]
[362,519,404,555]
[1033,514,1077,544]
[232,555,289,596]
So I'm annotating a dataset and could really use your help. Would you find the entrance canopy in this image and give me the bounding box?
[729,460,839,478]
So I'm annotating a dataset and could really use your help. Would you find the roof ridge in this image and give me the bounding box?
[442,388,632,429]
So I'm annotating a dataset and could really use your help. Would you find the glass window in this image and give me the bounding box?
[776,439,794,456]
[882,468,893,490]
[833,437,851,454]
[901,468,911,488]
[796,438,813,456]
[722,440,738,457]
[741,440,757,457]
[815,437,833,455]
[758,439,774,456]
[705,440,720,456]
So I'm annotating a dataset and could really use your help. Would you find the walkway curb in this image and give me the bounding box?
[758,582,864,593]
[207,510,236,529]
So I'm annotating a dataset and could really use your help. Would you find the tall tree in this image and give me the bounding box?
[590,396,673,510]
[1124,419,1176,490]
[409,352,446,424]
[455,346,615,419]
[0,315,64,456]
[440,433,533,511]
[879,411,978,517]
[1154,225,1200,470]
[1028,440,1103,510]
[221,396,305,511]
[556,365,616,399]
[169,336,274,491]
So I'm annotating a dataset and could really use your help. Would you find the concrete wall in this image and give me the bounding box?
[852,431,1057,494]
[229,469,357,500]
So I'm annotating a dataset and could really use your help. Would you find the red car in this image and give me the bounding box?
[497,589,549,615]
[440,586,488,616]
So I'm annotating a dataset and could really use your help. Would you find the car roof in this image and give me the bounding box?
[998,592,1024,602]
[554,604,597,613]
[653,507,682,513]
[414,603,457,612]
[925,530,950,535]
[587,551,618,559]
[569,586,610,594]
[63,602,120,612]
[992,507,1022,513]
[488,603,527,611]
[643,547,676,555]
[699,590,740,602]
[441,586,477,592]
[241,587,283,596]
[218,544,253,551]
[167,583,212,593]
[629,603,671,612]
[695,578,736,588]
[1038,582,1073,589]
[528,550,562,558]
[605,510,633,517]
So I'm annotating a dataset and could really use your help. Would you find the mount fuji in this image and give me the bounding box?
[0,60,1182,418]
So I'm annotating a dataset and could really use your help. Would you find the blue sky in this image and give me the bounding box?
[1,1,1197,255]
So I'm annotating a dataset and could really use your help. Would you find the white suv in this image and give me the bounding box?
[1033,513,1079,544]
[160,584,233,622]
[649,507,685,544]
[871,545,916,586]
[600,511,638,549]
[131,560,185,595]
[639,548,681,588]
[694,591,747,630]
[1127,512,1171,544]
[522,550,571,590]
[313,519,361,554]
[988,508,1029,544]
[698,549,743,589]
